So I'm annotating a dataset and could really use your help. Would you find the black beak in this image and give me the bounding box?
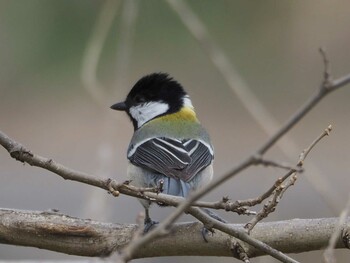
[110,101,128,111]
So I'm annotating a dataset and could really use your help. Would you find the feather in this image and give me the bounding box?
[128,137,213,182]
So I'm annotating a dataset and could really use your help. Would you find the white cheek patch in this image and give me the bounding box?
[183,95,194,109]
[129,101,169,128]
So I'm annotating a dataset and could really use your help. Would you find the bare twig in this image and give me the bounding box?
[319,47,332,85]
[192,197,256,216]
[278,174,298,201]
[244,186,284,234]
[331,72,350,91]
[245,125,333,233]
[233,171,294,209]
[254,156,302,172]
[297,125,332,166]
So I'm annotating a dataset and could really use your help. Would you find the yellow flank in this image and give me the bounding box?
[155,106,198,123]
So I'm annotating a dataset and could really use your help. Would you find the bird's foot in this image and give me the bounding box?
[200,209,227,242]
[144,217,159,233]
[201,226,215,243]
[202,208,227,223]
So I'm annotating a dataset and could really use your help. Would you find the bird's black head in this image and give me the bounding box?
[111,73,191,130]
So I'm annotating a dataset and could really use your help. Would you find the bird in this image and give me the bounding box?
[111,72,215,233]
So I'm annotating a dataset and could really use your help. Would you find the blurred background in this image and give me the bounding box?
[1,0,350,262]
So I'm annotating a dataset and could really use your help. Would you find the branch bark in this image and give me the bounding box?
[0,208,348,259]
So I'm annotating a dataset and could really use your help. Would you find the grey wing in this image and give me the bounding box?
[128,137,213,182]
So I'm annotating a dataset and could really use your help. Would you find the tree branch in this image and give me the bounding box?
[0,208,348,259]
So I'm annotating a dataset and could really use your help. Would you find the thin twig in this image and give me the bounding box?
[244,185,284,234]
[319,47,332,85]
[297,125,332,166]
[234,171,293,208]
[278,174,298,201]
[193,198,256,215]
[254,156,302,172]
[245,125,333,233]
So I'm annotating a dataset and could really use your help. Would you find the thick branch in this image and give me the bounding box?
[0,208,348,258]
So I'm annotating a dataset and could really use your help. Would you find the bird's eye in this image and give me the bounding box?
[134,95,145,103]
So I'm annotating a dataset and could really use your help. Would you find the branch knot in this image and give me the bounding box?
[9,145,33,163]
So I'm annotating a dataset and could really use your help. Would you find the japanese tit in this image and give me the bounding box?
[111,73,214,231]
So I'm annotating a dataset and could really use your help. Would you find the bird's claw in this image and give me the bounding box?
[144,218,159,233]
[201,226,215,242]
